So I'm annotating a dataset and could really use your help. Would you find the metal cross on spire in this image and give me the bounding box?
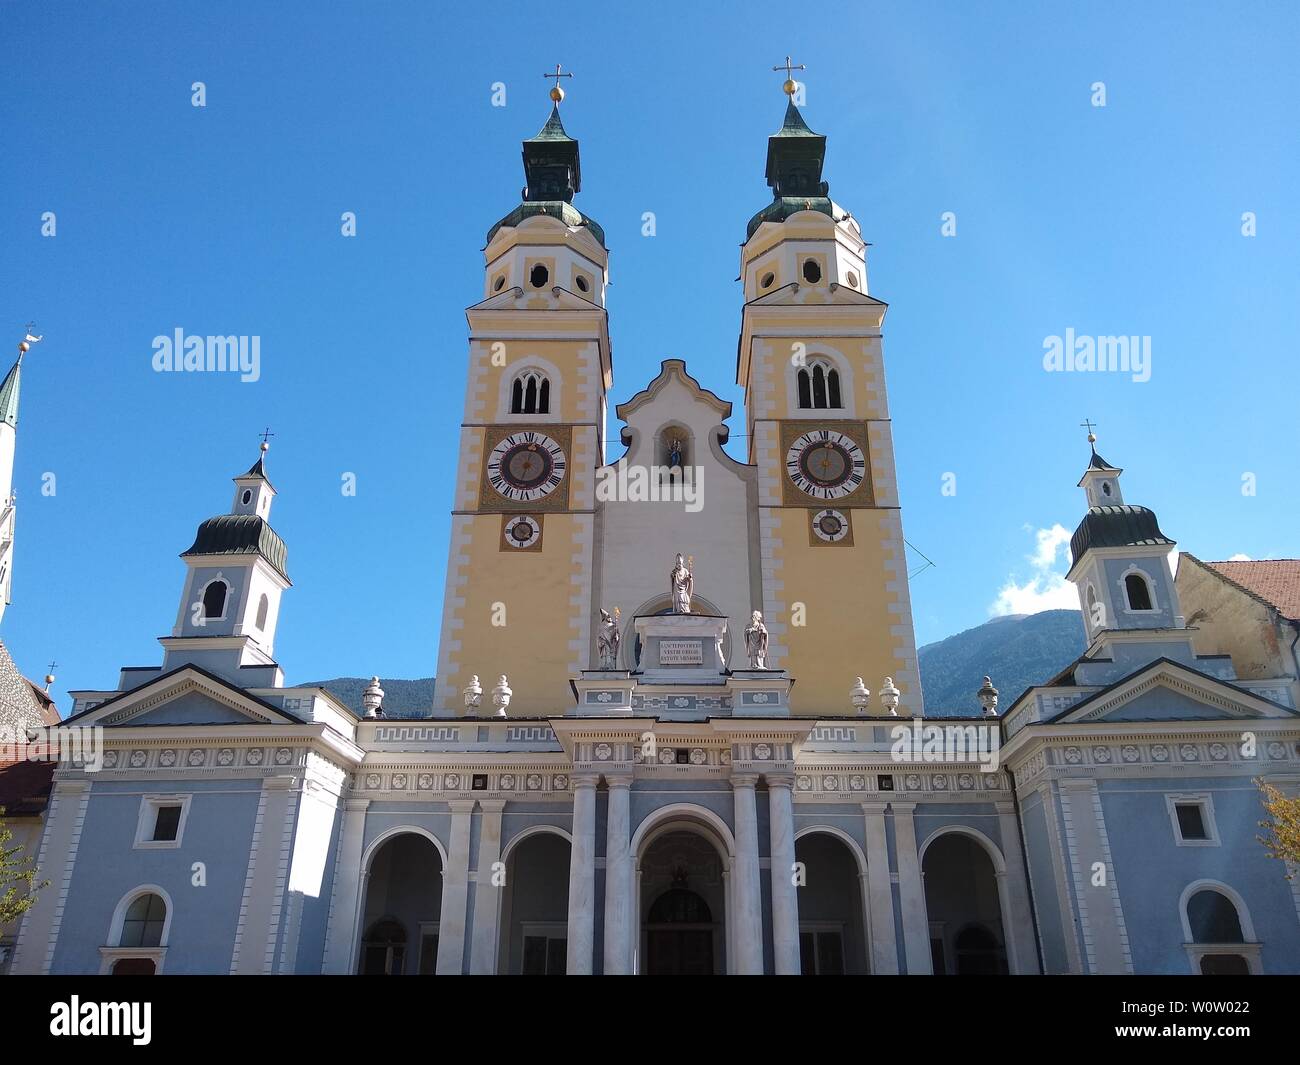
[1079,418,1098,446]
[259,426,275,452]
[773,55,806,95]
[544,63,573,103]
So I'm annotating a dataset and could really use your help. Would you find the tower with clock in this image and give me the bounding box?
[736,85,922,715]
[432,75,612,716]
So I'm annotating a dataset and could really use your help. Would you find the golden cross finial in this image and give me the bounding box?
[772,55,806,95]
[544,63,573,104]
[1080,418,1098,446]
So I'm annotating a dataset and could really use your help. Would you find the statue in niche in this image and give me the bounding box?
[744,611,769,669]
[597,607,622,669]
[669,553,694,614]
[668,435,684,470]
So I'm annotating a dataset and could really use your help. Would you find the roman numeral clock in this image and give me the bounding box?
[780,421,875,547]
[478,426,574,552]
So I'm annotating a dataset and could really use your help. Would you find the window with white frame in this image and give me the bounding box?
[510,370,551,415]
[796,359,843,410]
[1122,569,1155,612]
[134,795,191,849]
[1166,793,1219,846]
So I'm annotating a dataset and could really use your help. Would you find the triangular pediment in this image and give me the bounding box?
[747,283,886,310]
[1049,658,1297,726]
[64,666,303,729]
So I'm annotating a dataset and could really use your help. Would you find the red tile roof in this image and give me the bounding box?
[1204,559,1300,622]
[0,757,55,817]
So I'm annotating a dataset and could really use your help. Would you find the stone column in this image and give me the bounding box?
[566,773,598,974]
[996,801,1041,975]
[861,802,900,974]
[767,773,801,974]
[602,774,634,975]
[891,802,932,974]
[731,772,765,974]
[469,799,506,974]
[435,800,475,974]
[321,797,370,974]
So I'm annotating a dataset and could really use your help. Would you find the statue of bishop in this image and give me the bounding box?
[597,608,622,669]
[744,610,769,669]
[669,553,694,614]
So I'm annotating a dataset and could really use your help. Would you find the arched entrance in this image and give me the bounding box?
[921,831,1008,975]
[639,829,727,974]
[794,830,869,974]
[358,831,444,975]
[498,830,571,975]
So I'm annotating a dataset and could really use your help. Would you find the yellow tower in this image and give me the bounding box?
[434,74,612,715]
[737,73,922,716]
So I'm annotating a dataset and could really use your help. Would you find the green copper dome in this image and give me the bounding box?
[746,100,839,238]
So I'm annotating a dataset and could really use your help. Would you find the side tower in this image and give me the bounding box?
[434,80,612,715]
[0,331,40,624]
[737,78,921,715]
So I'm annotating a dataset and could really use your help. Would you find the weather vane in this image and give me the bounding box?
[773,55,806,96]
[18,323,43,358]
[544,63,573,104]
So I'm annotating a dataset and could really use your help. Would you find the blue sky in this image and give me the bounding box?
[3,1,1297,709]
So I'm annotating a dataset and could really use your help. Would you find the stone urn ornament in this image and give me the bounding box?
[463,675,482,712]
[361,676,385,719]
[492,675,513,717]
[977,676,999,718]
[880,676,901,717]
[850,677,871,714]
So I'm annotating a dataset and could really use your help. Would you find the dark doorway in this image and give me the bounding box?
[645,886,714,975]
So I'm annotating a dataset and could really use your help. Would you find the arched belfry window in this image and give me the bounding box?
[256,594,270,630]
[1124,572,1154,612]
[202,579,228,619]
[119,893,167,948]
[797,359,843,410]
[510,371,550,415]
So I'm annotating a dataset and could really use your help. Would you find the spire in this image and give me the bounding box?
[487,67,603,245]
[0,355,21,431]
[747,61,837,238]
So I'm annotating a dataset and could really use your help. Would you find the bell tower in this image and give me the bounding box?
[737,69,922,715]
[433,72,612,715]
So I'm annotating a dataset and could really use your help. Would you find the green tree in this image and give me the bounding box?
[1,807,48,925]
[1258,780,1300,877]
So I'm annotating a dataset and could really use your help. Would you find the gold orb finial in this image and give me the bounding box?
[544,63,572,105]
[773,55,806,97]
[783,78,797,96]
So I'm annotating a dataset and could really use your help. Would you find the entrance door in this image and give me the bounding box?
[644,887,715,975]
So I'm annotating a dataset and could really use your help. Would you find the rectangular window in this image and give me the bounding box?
[418,928,439,974]
[799,924,846,974]
[1175,803,1207,841]
[521,933,567,975]
[152,804,183,842]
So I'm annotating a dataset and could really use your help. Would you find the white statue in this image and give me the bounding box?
[597,607,622,669]
[492,675,512,717]
[744,610,769,669]
[669,553,694,614]
[463,675,482,711]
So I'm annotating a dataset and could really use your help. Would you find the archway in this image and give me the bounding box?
[357,831,444,975]
[498,830,571,975]
[794,830,869,974]
[921,831,1008,975]
[639,829,728,974]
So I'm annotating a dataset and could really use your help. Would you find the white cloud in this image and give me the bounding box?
[990,523,1080,616]
[1227,553,1251,562]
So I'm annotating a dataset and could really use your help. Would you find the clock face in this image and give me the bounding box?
[786,430,866,500]
[811,508,850,543]
[503,515,541,549]
[487,432,567,502]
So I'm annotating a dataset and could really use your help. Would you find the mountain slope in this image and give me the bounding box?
[918,610,1086,715]
[301,676,436,719]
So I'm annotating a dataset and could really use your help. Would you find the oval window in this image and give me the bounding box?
[241,488,253,505]
[529,264,549,288]
[846,271,859,289]
[493,275,505,292]
[760,272,775,289]
[575,274,590,293]
[802,259,822,283]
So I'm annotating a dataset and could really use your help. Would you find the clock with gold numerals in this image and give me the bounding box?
[785,429,867,501]
[486,432,567,503]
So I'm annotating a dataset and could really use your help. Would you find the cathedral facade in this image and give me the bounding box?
[6,86,1300,977]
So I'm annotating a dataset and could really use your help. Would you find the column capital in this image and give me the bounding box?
[889,800,918,814]
[477,798,507,814]
[860,801,890,815]
[765,771,796,790]
[571,771,600,790]
[447,799,477,813]
[604,772,634,790]
[344,797,372,813]
[731,771,760,789]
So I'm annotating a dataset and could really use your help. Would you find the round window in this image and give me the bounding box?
[493,275,505,292]
[241,489,253,505]
[846,271,860,289]
[575,274,590,293]
[760,272,775,289]
[529,264,549,288]
[802,259,822,283]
